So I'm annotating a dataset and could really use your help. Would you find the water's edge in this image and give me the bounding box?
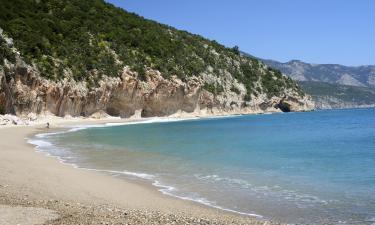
[27,115,265,219]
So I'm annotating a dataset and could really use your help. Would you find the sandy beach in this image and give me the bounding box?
[0,118,277,225]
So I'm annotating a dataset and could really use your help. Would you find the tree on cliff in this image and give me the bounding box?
[0,0,303,100]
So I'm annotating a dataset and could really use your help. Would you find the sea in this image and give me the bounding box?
[29,108,375,224]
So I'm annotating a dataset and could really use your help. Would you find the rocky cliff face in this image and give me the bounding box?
[0,56,314,119]
[0,23,314,119]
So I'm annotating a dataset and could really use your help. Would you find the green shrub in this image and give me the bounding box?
[203,82,224,95]
[0,37,16,64]
[232,46,240,55]
[244,94,251,101]
[203,82,216,94]
[216,84,224,94]
[262,70,282,97]
[0,0,304,97]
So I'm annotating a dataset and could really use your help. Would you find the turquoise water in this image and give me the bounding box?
[31,109,375,224]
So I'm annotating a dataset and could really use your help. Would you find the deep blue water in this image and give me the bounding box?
[32,109,375,224]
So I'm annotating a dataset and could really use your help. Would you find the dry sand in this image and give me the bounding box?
[0,118,278,225]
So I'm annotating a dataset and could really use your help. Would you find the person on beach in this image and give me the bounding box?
[46,122,50,129]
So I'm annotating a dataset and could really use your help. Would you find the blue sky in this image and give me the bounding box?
[106,0,374,66]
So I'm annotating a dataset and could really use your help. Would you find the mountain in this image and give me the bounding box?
[298,81,375,109]
[262,59,375,87]
[0,0,313,118]
[260,59,375,109]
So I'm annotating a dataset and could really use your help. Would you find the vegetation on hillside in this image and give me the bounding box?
[0,0,302,98]
[0,35,16,64]
[299,81,375,105]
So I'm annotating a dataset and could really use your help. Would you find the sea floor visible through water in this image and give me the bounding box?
[29,109,375,224]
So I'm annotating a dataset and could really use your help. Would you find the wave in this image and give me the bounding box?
[28,139,53,148]
[27,132,263,219]
[26,115,274,219]
[105,117,200,126]
[84,168,156,180]
[74,166,265,218]
[27,114,330,221]
[63,165,264,218]
[151,178,263,218]
[34,117,202,139]
[33,115,244,141]
[194,174,328,206]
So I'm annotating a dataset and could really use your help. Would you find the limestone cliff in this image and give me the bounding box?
[0,0,315,119]
[0,55,314,119]
[0,13,314,119]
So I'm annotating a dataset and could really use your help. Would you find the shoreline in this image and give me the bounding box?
[28,116,264,219]
[0,116,279,225]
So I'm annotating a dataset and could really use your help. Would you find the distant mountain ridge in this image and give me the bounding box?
[258,58,375,109]
[261,59,375,87]
[298,81,375,109]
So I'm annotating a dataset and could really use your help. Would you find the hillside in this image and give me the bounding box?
[259,58,375,109]
[262,59,375,87]
[298,81,375,109]
[0,0,313,118]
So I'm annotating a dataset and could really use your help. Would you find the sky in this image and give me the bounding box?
[106,0,375,66]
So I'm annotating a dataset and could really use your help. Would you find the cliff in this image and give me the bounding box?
[0,53,313,118]
[0,0,314,119]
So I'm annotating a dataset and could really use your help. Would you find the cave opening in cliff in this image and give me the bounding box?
[141,109,147,117]
[106,107,120,117]
[277,101,291,113]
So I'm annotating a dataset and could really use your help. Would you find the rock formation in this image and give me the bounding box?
[0,55,314,119]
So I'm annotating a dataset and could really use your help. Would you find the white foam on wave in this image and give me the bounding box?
[104,114,244,127]
[26,114,269,219]
[27,133,264,218]
[35,131,66,138]
[105,117,200,127]
[33,117,202,140]
[70,166,263,218]
[82,168,156,180]
[28,135,157,181]
[59,164,264,218]
[27,116,205,170]
[34,127,89,138]
[27,137,71,166]
[34,114,244,140]
[28,139,53,148]
[367,217,375,225]
[26,135,156,181]
[194,174,328,206]
[151,179,263,218]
